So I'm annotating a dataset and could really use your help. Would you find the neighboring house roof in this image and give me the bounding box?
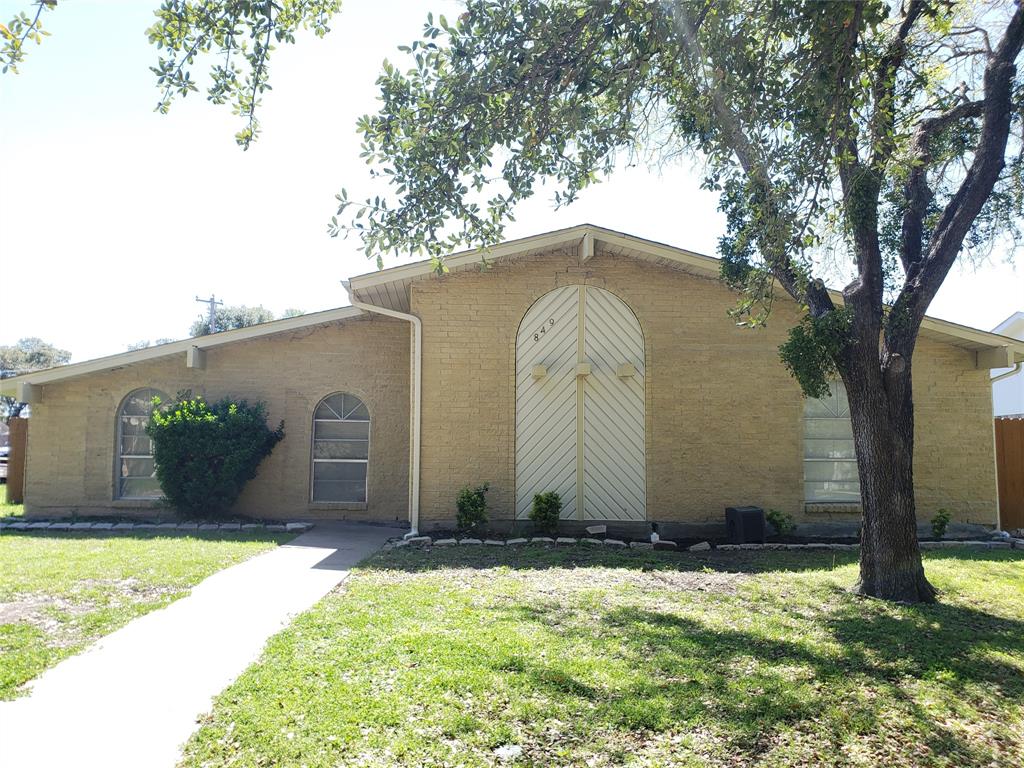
[3,224,1022,396]
[992,311,1024,340]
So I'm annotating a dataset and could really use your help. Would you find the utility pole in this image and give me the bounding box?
[195,294,224,334]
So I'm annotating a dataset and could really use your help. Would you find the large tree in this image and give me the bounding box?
[0,337,71,421]
[328,0,1022,603]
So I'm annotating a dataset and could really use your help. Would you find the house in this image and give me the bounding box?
[992,311,1024,417]
[3,225,1023,536]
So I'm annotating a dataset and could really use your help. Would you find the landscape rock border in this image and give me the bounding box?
[0,520,314,534]
[383,536,1024,551]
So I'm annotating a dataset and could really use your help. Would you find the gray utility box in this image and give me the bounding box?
[725,506,766,544]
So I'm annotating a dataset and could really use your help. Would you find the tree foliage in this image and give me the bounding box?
[127,338,177,351]
[190,304,275,336]
[0,0,53,75]
[0,337,71,421]
[147,393,284,516]
[2,1,342,148]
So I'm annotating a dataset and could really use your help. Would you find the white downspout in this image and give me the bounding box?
[992,361,1022,383]
[341,281,421,538]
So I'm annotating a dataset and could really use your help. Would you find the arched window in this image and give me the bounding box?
[311,392,369,503]
[116,388,168,499]
[803,380,860,503]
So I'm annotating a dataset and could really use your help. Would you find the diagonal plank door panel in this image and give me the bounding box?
[515,285,579,519]
[582,287,646,521]
[516,285,646,521]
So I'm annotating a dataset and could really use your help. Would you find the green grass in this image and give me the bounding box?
[0,484,23,517]
[0,529,290,699]
[181,546,1024,768]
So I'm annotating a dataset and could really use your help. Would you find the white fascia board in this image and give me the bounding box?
[0,305,363,396]
[348,224,596,291]
[348,223,1020,355]
[348,223,721,292]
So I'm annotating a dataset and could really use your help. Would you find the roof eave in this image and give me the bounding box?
[0,305,363,396]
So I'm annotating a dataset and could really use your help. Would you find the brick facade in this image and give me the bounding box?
[412,245,997,529]
[23,316,410,522]
[20,245,997,529]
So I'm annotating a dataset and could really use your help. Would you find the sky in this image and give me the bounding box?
[0,0,1021,363]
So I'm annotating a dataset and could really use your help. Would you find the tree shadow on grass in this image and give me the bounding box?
[369,542,1024,577]
[0,529,290,544]
[483,582,1024,765]
[370,544,861,575]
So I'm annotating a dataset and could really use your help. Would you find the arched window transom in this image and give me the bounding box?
[311,392,369,503]
[116,388,168,499]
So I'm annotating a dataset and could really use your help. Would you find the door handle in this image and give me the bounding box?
[617,363,636,379]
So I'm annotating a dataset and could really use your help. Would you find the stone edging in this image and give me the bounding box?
[385,536,1024,551]
[0,521,314,533]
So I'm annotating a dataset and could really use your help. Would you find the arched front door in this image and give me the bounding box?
[515,285,646,521]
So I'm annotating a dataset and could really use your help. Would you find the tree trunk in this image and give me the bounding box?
[844,364,937,603]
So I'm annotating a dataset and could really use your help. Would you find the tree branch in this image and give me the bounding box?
[891,2,1024,354]
[899,98,985,270]
[672,2,834,317]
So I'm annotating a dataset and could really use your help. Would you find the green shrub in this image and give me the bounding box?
[530,491,562,534]
[456,483,489,531]
[147,393,284,517]
[931,508,952,540]
[766,508,795,536]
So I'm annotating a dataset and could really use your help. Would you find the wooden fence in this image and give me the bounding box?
[5,417,27,504]
[996,416,1024,531]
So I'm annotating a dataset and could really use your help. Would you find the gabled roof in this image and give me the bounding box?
[2,224,1021,396]
[348,223,718,313]
[0,306,362,396]
[350,223,1024,362]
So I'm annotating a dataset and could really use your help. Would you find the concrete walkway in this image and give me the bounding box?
[0,522,398,768]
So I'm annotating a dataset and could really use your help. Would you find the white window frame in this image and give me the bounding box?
[310,392,370,504]
[803,380,861,504]
[114,387,168,500]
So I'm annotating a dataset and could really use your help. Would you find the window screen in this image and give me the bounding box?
[116,388,167,499]
[803,381,860,503]
[311,392,369,503]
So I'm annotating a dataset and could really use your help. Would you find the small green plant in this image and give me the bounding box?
[530,491,562,534]
[931,508,952,540]
[147,392,284,517]
[766,508,795,536]
[456,483,489,531]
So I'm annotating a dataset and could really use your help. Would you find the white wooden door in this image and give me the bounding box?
[515,285,645,521]
[515,286,580,519]
[581,287,646,520]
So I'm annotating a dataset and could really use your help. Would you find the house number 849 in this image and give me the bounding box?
[533,318,555,342]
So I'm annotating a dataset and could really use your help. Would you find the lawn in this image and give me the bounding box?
[181,545,1024,768]
[0,529,291,699]
[0,484,23,517]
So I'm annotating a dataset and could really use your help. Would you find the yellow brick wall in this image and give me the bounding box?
[22,249,998,529]
[24,316,410,522]
[412,246,998,527]
[913,337,998,523]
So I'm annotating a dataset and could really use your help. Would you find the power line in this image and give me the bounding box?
[195,294,224,334]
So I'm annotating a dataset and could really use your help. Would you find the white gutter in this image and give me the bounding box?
[341,281,422,538]
[992,362,1023,383]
